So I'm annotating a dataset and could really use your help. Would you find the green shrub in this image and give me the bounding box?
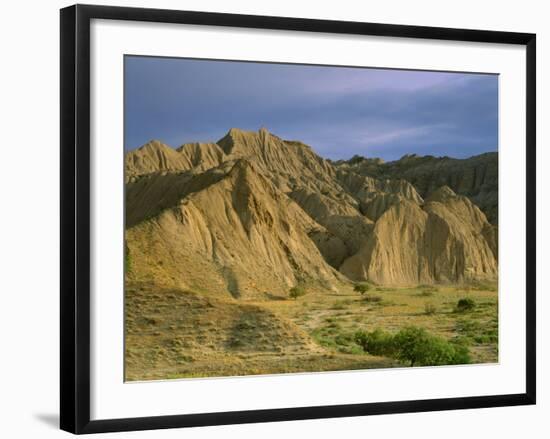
[393,327,452,366]
[355,326,471,367]
[313,327,364,354]
[449,340,471,364]
[354,283,371,295]
[355,328,395,357]
[289,286,307,300]
[456,298,476,312]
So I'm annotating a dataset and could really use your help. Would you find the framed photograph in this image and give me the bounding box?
[60,4,536,434]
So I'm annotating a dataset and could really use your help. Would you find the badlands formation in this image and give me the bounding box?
[125,128,498,297]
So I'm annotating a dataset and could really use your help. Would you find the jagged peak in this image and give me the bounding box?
[217,128,249,154]
[135,139,173,152]
[221,126,282,140]
[223,127,257,138]
[227,127,246,136]
[217,127,285,156]
[426,185,457,203]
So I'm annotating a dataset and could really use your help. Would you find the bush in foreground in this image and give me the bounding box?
[355,326,470,367]
[355,328,394,357]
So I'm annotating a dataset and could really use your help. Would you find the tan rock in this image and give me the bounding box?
[340,187,497,285]
[125,128,498,291]
[126,159,344,298]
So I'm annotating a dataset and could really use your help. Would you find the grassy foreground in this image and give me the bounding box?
[125,281,497,381]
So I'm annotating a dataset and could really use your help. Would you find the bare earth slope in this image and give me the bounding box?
[340,187,497,285]
[126,159,344,298]
[334,152,498,224]
[125,128,497,288]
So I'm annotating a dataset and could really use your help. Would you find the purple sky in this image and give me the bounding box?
[125,56,498,161]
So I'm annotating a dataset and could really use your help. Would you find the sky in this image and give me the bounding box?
[124,56,498,161]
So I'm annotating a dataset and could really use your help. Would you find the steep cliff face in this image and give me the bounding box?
[126,159,344,298]
[340,200,428,285]
[125,128,498,290]
[340,187,497,285]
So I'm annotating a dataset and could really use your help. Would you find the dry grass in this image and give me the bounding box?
[125,281,498,381]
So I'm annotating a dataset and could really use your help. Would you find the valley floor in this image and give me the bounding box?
[125,281,498,381]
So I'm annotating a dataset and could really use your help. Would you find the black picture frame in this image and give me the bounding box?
[60,4,536,434]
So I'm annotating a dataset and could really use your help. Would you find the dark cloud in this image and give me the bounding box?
[125,56,498,161]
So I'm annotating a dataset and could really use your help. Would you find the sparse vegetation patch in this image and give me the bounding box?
[355,326,471,367]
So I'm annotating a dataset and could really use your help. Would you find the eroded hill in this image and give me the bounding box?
[333,152,498,224]
[125,128,498,294]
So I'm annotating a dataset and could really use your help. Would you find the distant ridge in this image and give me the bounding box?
[334,151,498,224]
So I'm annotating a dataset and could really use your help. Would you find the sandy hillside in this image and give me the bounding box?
[125,128,498,291]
